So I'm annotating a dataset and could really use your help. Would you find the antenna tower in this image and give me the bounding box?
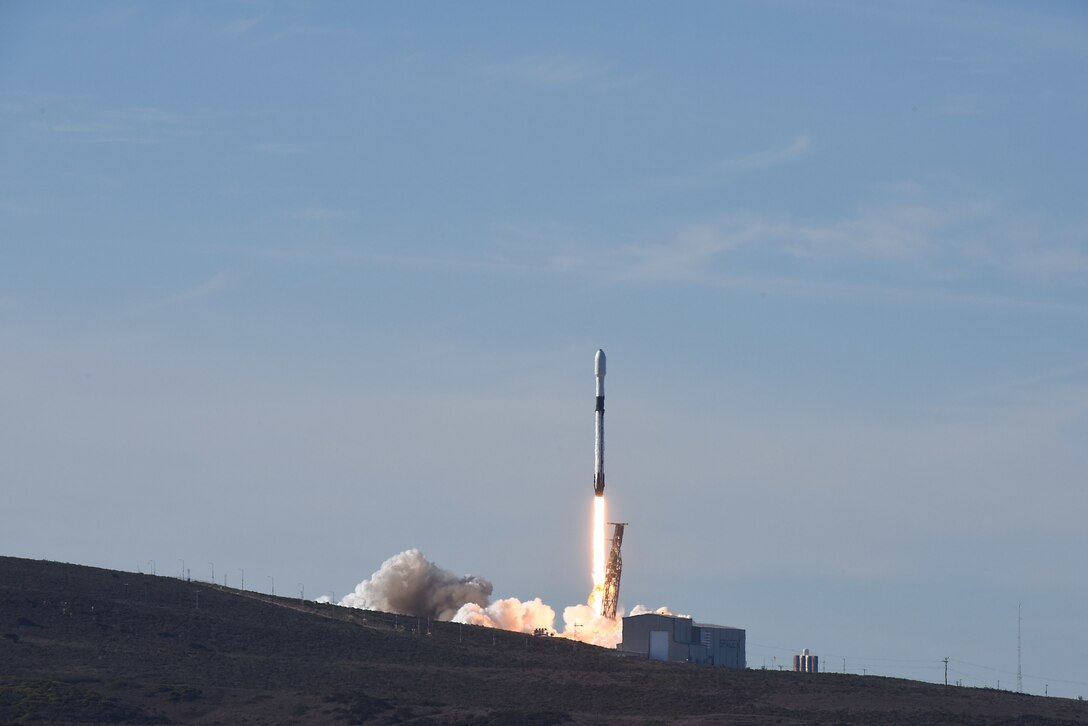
[601,522,627,619]
[1017,603,1023,693]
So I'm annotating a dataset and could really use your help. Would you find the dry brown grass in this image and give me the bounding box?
[3,556,1087,725]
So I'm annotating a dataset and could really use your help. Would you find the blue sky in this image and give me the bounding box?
[3,0,1088,696]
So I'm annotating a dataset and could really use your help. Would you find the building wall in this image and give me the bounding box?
[620,613,687,662]
[691,625,746,668]
[620,613,745,669]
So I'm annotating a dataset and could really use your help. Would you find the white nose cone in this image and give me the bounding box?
[595,349,606,378]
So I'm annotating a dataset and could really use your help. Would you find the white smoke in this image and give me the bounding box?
[453,599,671,647]
[339,549,669,648]
[630,604,675,617]
[454,597,555,633]
[560,602,624,646]
[339,549,492,619]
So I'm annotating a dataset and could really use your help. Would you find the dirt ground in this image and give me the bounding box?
[3,556,1087,725]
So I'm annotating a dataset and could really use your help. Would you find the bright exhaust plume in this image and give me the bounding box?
[588,495,606,615]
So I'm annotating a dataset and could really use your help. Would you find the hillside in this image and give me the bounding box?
[2,556,1086,725]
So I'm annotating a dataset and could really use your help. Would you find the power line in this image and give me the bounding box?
[949,659,1088,688]
[747,643,940,664]
[745,642,1088,689]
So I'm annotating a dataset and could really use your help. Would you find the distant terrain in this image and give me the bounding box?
[2,556,1087,725]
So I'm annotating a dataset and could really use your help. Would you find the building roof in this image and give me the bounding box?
[622,613,744,631]
[693,622,744,631]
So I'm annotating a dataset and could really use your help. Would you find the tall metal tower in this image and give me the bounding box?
[601,522,627,620]
[1017,603,1023,693]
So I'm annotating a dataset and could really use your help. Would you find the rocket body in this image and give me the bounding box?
[594,349,606,497]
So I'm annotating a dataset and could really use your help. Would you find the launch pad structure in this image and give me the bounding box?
[602,521,627,620]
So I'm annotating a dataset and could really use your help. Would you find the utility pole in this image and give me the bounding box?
[1017,603,1023,694]
[943,657,949,685]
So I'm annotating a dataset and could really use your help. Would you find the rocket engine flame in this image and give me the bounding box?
[589,495,606,615]
[336,352,652,645]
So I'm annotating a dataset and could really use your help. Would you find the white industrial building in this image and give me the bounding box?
[619,612,746,668]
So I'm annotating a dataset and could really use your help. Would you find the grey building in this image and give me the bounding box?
[619,612,746,668]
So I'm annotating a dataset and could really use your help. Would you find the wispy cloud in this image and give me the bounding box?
[290,207,355,222]
[251,24,360,46]
[251,142,308,155]
[598,196,1085,310]
[245,193,1086,314]
[31,103,198,144]
[622,217,777,282]
[218,16,263,37]
[1011,247,1088,278]
[166,9,359,46]
[482,220,599,272]
[246,241,556,276]
[101,107,186,125]
[92,4,143,29]
[649,135,813,190]
[480,52,636,89]
[32,121,158,144]
[624,202,947,281]
[250,247,307,262]
[824,2,1088,58]
[960,211,1088,282]
[653,269,1081,313]
[784,202,955,261]
[934,94,982,118]
[724,134,813,173]
[172,272,232,303]
[125,272,233,317]
[965,361,1088,403]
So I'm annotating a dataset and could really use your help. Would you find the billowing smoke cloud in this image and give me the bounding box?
[339,549,492,620]
[630,605,675,617]
[453,599,670,647]
[454,597,555,633]
[560,603,624,646]
[338,550,669,648]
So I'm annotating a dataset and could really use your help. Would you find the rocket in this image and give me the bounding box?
[594,349,606,497]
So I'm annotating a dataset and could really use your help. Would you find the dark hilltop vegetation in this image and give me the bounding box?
[2,556,1087,725]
